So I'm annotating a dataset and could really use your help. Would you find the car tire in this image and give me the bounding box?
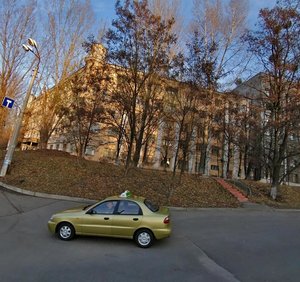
[57,222,75,241]
[134,229,154,248]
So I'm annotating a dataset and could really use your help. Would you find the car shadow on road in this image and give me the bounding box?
[48,232,172,250]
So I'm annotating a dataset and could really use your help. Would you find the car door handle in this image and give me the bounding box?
[104,217,110,220]
[133,218,139,221]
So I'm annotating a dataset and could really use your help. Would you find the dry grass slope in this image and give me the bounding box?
[2,150,300,208]
[0,150,239,208]
[242,180,300,209]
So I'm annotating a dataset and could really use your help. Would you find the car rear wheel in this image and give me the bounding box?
[134,229,154,248]
[57,222,75,241]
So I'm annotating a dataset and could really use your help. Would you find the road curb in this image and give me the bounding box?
[0,181,95,204]
[1,181,300,212]
[0,181,245,211]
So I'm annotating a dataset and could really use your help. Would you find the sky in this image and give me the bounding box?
[90,0,278,30]
[88,0,278,87]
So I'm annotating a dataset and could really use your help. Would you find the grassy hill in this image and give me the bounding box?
[0,150,239,208]
[1,150,300,209]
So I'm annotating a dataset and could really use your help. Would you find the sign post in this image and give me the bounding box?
[0,67,39,177]
[0,38,40,177]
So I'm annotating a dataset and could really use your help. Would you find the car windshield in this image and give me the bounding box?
[144,199,159,212]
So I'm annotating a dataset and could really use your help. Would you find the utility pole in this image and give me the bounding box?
[0,39,40,177]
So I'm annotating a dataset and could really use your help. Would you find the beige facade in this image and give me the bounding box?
[24,44,247,178]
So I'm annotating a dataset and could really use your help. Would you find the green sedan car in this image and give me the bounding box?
[48,192,171,248]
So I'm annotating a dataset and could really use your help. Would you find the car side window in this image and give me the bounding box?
[117,200,142,215]
[91,201,117,214]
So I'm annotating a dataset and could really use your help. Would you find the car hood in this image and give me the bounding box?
[57,206,86,214]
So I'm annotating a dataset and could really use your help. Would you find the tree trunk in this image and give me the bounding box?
[232,144,240,179]
[199,143,207,174]
[142,139,149,164]
[115,133,122,165]
[126,139,133,169]
[125,104,136,169]
[270,185,278,200]
[133,97,149,166]
[39,127,50,149]
[153,121,164,168]
[133,132,144,166]
[270,163,280,200]
[204,130,212,176]
[188,127,196,173]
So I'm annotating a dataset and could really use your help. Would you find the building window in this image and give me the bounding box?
[211,165,219,171]
[294,174,299,183]
[166,87,178,96]
[107,127,118,137]
[215,99,222,107]
[164,87,178,112]
[211,146,219,156]
[196,143,206,151]
[91,123,100,133]
[85,147,95,156]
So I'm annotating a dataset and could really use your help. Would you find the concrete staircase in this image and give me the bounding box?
[215,178,249,203]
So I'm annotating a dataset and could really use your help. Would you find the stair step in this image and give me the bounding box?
[215,178,249,203]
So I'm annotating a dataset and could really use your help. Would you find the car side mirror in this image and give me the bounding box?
[86,209,95,215]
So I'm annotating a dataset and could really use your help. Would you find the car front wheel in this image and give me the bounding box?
[134,229,154,248]
[57,222,75,241]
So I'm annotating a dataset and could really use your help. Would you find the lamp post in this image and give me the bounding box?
[0,38,40,177]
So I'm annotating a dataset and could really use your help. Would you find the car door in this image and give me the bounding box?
[79,200,117,236]
[111,200,142,237]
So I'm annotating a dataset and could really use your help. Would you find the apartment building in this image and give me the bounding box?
[23,44,248,178]
[234,73,300,184]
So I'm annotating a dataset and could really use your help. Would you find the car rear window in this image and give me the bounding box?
[144,199,159,212]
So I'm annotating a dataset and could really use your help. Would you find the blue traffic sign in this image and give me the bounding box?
[2,97,15,109]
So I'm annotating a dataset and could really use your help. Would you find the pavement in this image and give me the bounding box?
[1,181,300,282]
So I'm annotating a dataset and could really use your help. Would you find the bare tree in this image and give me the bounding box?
[0,0,36,146]
[34,0,95,149]
[244,2,300,199]
[149,0,183,53]
[212,95,249,179]
[191,0,249,88]
[59,56,109,157]
[173,86,200,177]
[178,0,249,176]
[105,0,177,169]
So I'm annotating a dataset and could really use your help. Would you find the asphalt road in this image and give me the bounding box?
[0,187,300,282]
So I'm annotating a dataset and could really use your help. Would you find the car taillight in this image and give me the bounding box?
[163,216,170,224]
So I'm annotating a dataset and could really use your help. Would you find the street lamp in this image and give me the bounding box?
[0,38,40,177]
